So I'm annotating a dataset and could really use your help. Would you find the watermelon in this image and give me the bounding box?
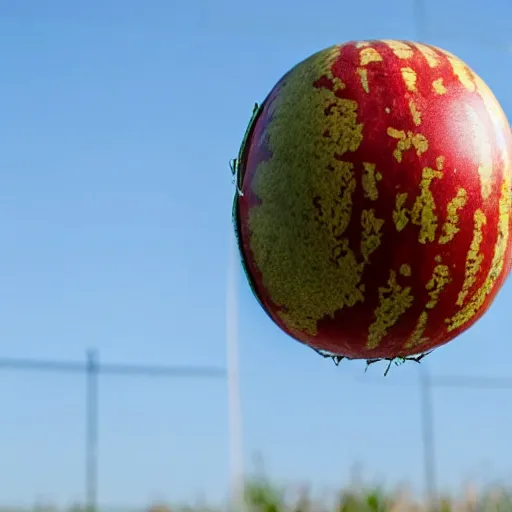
[233,40,512,362]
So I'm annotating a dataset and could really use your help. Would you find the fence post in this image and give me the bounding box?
[227,229,245,512]
[419,365,437,510]
[86,349,99,512]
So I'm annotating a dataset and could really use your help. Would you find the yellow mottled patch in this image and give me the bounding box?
[411,166,444,243]
[446,175,511,332]
[466,105,493,200]
[409,100,421,126]
[317,160,356,237]
[478,163,493,200]
[360,209,385,262]
[432,78,447,95]
[401,67,417,91]
[317,47,346,93]
[393,192,410,231]
[360,47,383,66]
[248,46,368,336]
[367,270,414,349]
[362,162,382,200]
[332,77,346,92]
[414,43,439,67]
[473,74,512,205]
[356,67,370,93]
[452,60,476,91]
[356,41,370,48]
[436,156,445,170]
[440,49,475,91]
[456,209,487,306]
[387,128,429,163]
[383,40,414,59]
[439,188,468,244]
[405,312,429,348]
[399,264,411,277]
[426,261,451,308]
[405,260,451,349]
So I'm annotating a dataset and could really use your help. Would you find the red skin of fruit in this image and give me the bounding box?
[235,40,512,359]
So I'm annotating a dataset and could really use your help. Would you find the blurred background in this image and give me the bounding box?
[0,0,511,510]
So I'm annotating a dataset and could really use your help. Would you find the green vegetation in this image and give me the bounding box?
[4,480,512,512]
[238,480,512,511]
[135,480,512,511]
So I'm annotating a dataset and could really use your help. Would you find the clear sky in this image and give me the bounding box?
[1,0,511,508]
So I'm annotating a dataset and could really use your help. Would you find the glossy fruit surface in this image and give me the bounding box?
[234,40,512,359]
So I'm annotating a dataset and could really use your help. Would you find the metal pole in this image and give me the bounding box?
[226,229,245,512]
[419,364,437,510]
[85,349,99,512]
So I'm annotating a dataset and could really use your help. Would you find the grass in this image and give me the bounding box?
[4,480,512,512]
[239,480,512,511]
[136,480,512,511]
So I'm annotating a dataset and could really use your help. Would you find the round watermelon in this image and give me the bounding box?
[233,39,512,361]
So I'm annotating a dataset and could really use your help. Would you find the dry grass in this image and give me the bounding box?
[3,481,512,512]
[239,480,512,511]
[132,481,512,511]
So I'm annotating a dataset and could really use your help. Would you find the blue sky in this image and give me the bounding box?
[1,0,511,507]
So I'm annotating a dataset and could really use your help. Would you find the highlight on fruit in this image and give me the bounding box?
[231,39,512,373]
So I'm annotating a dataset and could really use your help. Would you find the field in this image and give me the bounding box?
[3,480,512,511]
[237,481,512,511]
[151,480,506,511]
[159,481,512,511]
